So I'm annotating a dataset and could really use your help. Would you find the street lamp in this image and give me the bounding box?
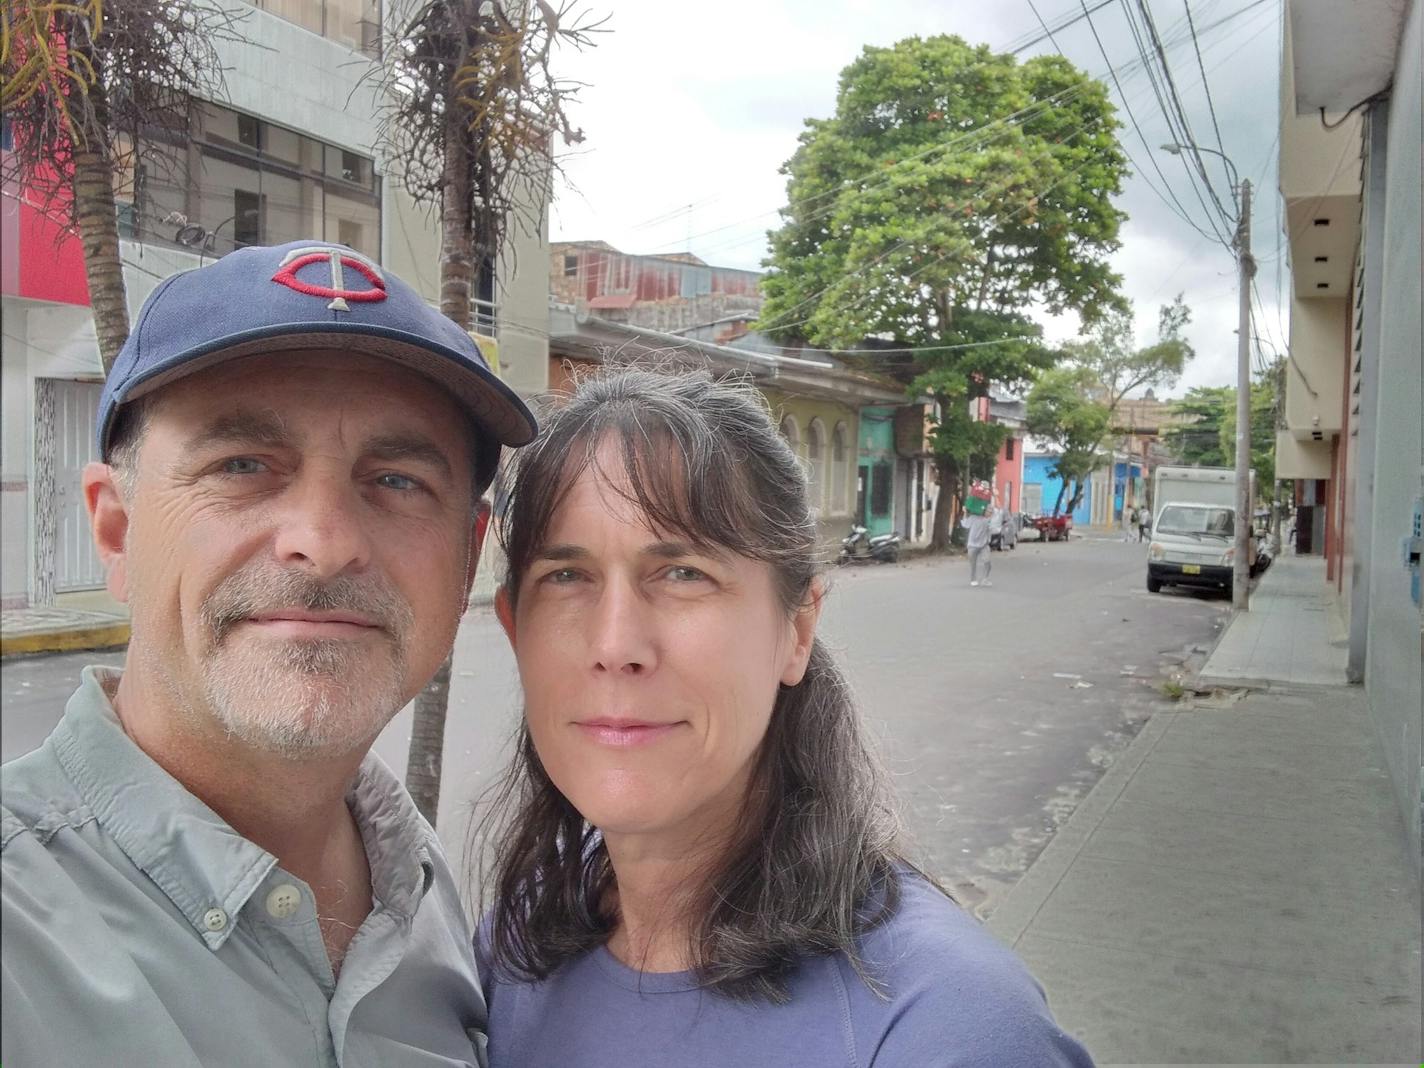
[1160,141,1255,610]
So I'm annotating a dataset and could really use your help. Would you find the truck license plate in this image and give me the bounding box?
[1182,564,1201,575]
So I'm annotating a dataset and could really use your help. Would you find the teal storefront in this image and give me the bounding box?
[857,407,896,536]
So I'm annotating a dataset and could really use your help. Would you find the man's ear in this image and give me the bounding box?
[494,586,516,648]
[780,577,825,687]
[84,462,130,603]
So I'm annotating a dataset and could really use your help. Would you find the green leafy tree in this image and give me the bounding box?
[1165,385,1233,467]
[760,34,1128,550]
[1072,295,1194,417]
[1050,295,1194,514]
[1220,365,1280,495]
[1025,366,1110,515]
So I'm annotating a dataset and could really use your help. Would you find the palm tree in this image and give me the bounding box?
[2,0,236,371]
[374,0,600,825]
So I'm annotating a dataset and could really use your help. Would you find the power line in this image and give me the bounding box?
[1122,0,1234,242]
[1076,0,1225,243]
[666,0,1271,262]
[1183,0,1232,192]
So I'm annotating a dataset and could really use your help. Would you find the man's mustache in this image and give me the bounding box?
[201,566,414,645]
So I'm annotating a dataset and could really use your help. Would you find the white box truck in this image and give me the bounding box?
[1147,466,1257,594]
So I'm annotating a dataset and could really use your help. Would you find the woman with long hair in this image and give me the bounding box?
[477,366,1092,1066]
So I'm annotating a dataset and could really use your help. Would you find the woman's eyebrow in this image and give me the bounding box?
[643,540,729,561]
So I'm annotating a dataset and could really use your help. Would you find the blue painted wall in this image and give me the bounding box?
[1023,454,1093,526]
[1111,459,1145,520]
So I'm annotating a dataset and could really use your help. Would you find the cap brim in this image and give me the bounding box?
[114,324,537,447]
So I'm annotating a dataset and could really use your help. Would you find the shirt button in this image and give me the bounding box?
[265,884,303,919]
[203,907,228,932]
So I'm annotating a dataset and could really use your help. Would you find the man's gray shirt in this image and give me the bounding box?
[1,666,487,1067]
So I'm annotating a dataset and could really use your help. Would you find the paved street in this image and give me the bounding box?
[1,534,1226,914]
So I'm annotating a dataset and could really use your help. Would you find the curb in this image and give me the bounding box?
[0,622,131,659]
[986,707,1177,948]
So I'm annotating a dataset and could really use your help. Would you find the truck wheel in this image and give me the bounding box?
[1147,575,1162,593]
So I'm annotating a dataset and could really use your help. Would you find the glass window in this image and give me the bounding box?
[233,189,263,246]
[1156,505,1235,537]
[237,113,263,151]
[249,0,381,56]
[135,102,380,262]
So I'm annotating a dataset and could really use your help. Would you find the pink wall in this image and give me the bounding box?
[994,433,1024,511]
[1,139,90,306]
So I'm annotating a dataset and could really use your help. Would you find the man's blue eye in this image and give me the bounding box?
[222,458,265,475]
[667,566,706,582]
[377,473,421,491]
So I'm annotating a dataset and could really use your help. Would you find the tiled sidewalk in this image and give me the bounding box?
[1196,553,1348,687]
[989,551,1421,1064]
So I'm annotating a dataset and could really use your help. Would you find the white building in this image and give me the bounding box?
[1,0,550,610]
[1276,0,1421,859]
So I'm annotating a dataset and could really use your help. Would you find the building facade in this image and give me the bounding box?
[1276,0,1421,859]
[550,241,763,333]
[546,307,911,557]
[1,1,549,610]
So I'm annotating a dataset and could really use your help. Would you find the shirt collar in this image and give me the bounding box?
[51,667,276,950]
[52,667,440,947]
[345,750,438,917]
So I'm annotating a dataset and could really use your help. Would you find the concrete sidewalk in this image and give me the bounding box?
[989,556,1421,1065]
[1196,555,1349,688]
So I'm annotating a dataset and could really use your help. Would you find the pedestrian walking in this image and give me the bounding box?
[1138,505,1151,542]
[1122,505,1136,542]
[963,504,993,587]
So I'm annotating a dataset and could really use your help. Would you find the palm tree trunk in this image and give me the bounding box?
[406,655,451,826]
[405,120,477,827]
[69,56,129,373]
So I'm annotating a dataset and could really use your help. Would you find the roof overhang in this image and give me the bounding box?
[547,308,908,407]
[1288,0,1410,113]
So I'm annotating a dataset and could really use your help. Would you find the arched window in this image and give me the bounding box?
[831,422,850,513]
[806,418,827,513]
[780,414,801,458]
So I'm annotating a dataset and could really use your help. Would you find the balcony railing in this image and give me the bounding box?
[472,297,498,338]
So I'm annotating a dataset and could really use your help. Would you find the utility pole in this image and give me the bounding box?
[1233,179,1255,610]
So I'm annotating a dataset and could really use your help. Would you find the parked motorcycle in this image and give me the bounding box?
[839,525,902,565]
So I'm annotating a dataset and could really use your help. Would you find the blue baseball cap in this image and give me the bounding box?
[97,239,537,457]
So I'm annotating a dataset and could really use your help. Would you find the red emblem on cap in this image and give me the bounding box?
[272,246,387,312]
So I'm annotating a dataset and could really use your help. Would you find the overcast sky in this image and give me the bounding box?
[545,0,1289,395]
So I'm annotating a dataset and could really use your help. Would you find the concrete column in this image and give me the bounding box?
[1347,100,1388,683]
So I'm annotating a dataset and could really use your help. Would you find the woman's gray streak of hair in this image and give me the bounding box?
[475,363,927,1003]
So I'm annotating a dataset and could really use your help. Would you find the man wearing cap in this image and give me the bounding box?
[0,241,535,1066]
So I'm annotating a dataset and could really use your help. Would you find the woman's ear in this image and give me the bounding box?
[494,586,517,648]
[780,577,825,686]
